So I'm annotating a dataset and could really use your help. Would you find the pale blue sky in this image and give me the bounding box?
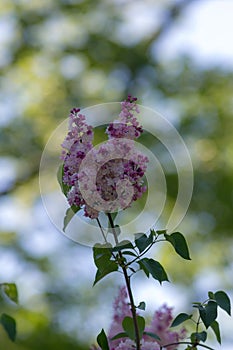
[157,0,233,67]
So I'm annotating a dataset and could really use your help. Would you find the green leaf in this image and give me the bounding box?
[93,261,118,285]
[137,302,146,311]
[210,320,221,344]
[191,331,207,343]
[93,244,112,269]
[199,301,218,329]
[63,206,80,231]
[0,313,16,342]
[112,240,134,252]
[0,283,18,304]
[150,229,156,236]
[170,313,192,327]
[110,332,128,341]
[164,232,191,260]
[143,331,161,341]
[97,329,109,350]
[57,163,64,189]
[57,164,70,196]
[122,316,145,341]
[138,258,169,284]
[214,291,231,316]
[138,260,149,278]
[134,315,145,340]
[135,233,153,253]
[208,291,215,300]
[122,317,135,341]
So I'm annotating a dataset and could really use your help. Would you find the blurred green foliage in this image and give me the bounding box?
[0,0,233,348]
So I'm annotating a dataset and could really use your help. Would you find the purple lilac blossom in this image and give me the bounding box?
[144,304,186,350]
[78,138,148,213]
[91,286,186,350]
[61,96,148,219]
[106,95,142,140]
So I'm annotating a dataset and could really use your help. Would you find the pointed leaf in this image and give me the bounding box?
[170,313,192,327]
[208,291,215,300]
[137,302,146,311]
[150,229,156,236]
[199,301,218,329]
[138,258,169,284]
[210,320,221,344]
[122,316,145,341]
[164,232,191,260]
[0,313,16,342]
[57,163,64,190]
[137,316,145,339]
[97,329,109,350]
[214,291,231,316]
[191,331,207,343]
[0,283,18,304]
[63,206,80,231]
[93,261,118,285]
[112,240,134,252]
[93,244,112,269]
[122,316,135,341]
[57,164,70,196]
[135,233,153,253]
[138,260,150,278]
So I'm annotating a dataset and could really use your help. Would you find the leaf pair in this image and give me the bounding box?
[111,316,161,342]
[196,290,231,331]
[171,310,221,345]
[209,290,231,316]
[122,316,145,341]
[171,290,231,346]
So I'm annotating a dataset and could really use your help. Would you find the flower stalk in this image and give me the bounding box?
[107,213,141,350]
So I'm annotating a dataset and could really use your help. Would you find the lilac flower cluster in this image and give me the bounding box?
[61,108,95,217]
[61,96,148,219]
[106,95,143,140]
[92,286,186,350]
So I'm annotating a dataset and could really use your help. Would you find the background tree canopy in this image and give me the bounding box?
[0,0,232,349]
